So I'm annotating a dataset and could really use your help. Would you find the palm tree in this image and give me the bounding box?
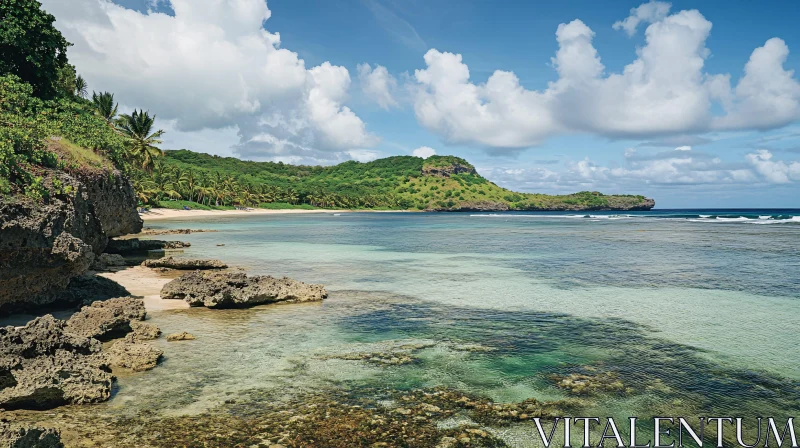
[117,109,164,173]
[75,75,88,98]
[91,91,118,123]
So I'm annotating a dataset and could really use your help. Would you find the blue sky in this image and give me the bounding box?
[45,0,800,207]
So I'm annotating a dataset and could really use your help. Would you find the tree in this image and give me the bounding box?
[74,75,87,98]
[116,109,164,173]
[92,91,118,123]
[0,0,73,98]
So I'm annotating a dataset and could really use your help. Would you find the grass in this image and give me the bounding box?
[49,138,113,172]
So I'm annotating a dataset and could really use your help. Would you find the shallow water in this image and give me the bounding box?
[52,210,800,444]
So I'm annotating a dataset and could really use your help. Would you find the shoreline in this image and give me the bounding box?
[100,266,189,311]
[139,208,356,221]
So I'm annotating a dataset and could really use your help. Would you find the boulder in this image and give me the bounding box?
[0,316,113,410]
[161,271,327,308]
[65,297,146,341]
[92,253,126,271]
[142,256,227,270]
[0,423,64,448]
[107,341,163,372]
[49,274,132,307]
[166,332,196,342]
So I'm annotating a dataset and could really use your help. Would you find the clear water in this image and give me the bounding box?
[104,210,800,435]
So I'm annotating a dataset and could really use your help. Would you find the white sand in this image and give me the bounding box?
[100,266,189,311]
[139,208,348,221]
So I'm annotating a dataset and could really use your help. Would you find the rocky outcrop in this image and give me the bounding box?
[166,332,196,342]
[126,321,161,341]
[142,256,227,270]
[107,341,163,372]
[64,297,146,341]
[0,423,64,448]
[92,253,126,271]
[135,228,215,236]
[161,271,327,308]
[105,238,190,255]
[0,315,113,410]
[0,168,142,315]
[422,161,477,178]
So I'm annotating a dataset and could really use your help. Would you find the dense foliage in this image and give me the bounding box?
[0,0,73,99]
[130,150,650,211]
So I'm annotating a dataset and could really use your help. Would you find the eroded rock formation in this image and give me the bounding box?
[161,271,327,308]
[0,169,142,315]
[142,256,227,270]
[0,316,113,410]
[64,297,146,341]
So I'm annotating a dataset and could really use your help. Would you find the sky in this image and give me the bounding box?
[41,0,800,208]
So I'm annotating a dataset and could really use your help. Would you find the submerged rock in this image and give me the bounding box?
[142,256,227,270]
[160,271,327,308]
[65,297,146,341]
[166,332,196,342]
[550,371,628,396]
[0,423,64,448]
[105,238,190,255]
[107,341,163,372]
[0,315,112,410]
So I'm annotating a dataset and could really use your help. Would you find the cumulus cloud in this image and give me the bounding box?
[411,146,436,159]
[358,63,398,109]
[485,148,799,194]
[411,3,800,152]
[612,0,672,36]
[42,0,376,162]
[745,149,800,183]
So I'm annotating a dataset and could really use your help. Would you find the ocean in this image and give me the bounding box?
[82,210,800,444]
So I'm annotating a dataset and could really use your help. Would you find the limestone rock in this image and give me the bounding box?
[0,423,64,448]
[126,321,161,341]
[107,341,163,372]
[160,271,327,308]
[105,239,190,255]
[92,253,126,271]
[142,256,227,270]
[0,315,113,410]
[0,167,141,315]
[65,297,146,341]
[166,332,196,342]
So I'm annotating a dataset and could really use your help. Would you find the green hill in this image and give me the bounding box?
[137,149,655,211]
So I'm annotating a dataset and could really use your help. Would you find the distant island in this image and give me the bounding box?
[133,150,655,212]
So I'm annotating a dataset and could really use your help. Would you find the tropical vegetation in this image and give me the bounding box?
[1,0,652,212]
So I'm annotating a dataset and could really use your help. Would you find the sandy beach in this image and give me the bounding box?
[139,207,349,221]
[100,266,189,311]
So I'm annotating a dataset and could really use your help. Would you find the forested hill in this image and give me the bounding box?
[146,149,655,211]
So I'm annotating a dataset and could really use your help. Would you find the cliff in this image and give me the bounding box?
[0,162,142,315]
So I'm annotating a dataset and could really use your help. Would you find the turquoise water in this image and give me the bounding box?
[106,210,799,439]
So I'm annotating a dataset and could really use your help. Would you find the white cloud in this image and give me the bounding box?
[713,38,800,131]
[486,148,800,194]
[411,3,800,151]
[411,146,436,159]
[613,0,672,36]
[745,149,800,184]
[42,0,377,162]
[358,63,398,109]
[675,146,692,151]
